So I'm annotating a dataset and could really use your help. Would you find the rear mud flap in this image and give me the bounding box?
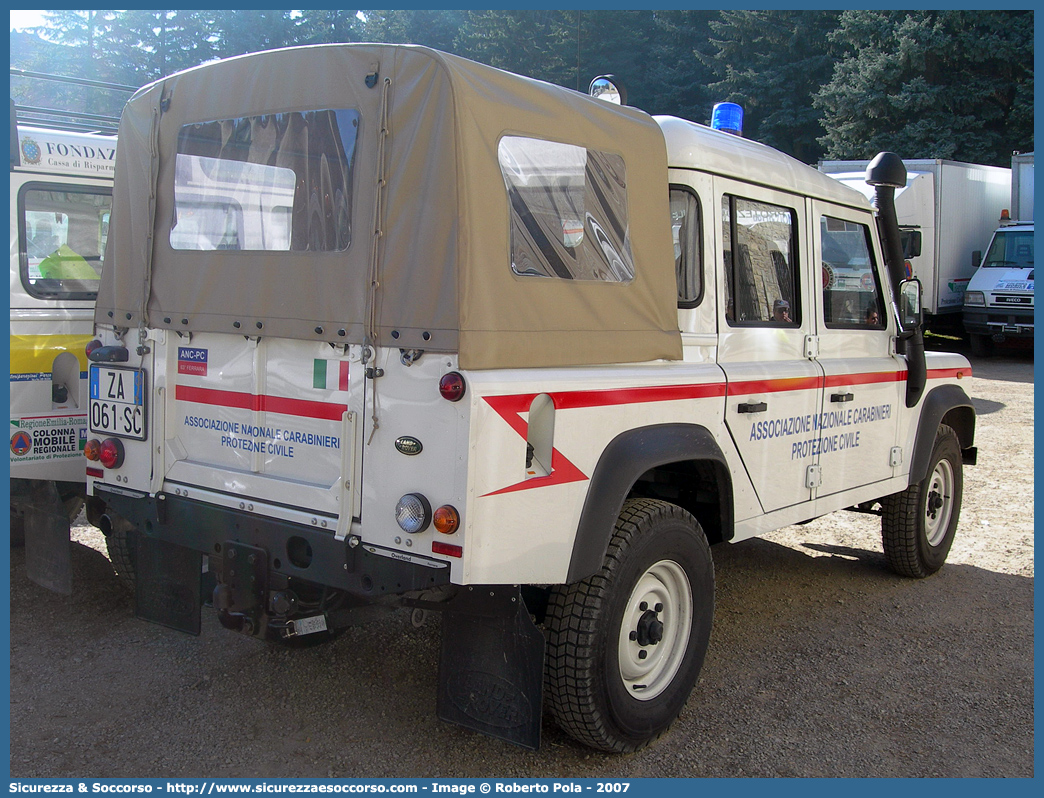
[437,586,544,750]
[135,534,202,635]
[23,481,72,595]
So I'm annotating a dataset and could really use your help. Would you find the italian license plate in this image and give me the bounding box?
[291,615,328,636]
[89,365,147,440]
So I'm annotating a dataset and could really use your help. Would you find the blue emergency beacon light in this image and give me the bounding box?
[711,102,743,136]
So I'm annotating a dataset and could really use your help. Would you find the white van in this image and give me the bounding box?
[963,152,1034,356]
[9,120,116,590]
[86,45,977,752]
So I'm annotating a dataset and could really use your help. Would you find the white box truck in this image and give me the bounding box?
[819,159,1011,330]
[963,152,1034,356]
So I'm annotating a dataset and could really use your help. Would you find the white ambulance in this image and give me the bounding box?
[10,115,116,592]
[86,45,977,752]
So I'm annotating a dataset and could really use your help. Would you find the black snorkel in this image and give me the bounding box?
[866,152,926,408]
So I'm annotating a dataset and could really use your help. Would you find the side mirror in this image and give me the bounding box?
[900,229,922,259]
[898,278,922,330]
[972,250,981,268]
[588,75,627,106]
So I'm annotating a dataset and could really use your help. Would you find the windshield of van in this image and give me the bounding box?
[170,109,360,252]
[981,229,1034,268]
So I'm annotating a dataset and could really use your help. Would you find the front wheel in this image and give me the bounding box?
[544,499,714,752]
[969,334,992,358]
[880,424,963,578]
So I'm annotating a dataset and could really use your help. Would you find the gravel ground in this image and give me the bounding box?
[8,344,1033,778]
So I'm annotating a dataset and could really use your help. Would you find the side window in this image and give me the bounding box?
[19,184,112,300]
[820,216,885,328]
[498,136,634,282]
[722,195,798,325]
[671,187,702,307]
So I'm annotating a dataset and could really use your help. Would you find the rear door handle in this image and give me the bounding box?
[830,392,854,403]
[738,401,768,414]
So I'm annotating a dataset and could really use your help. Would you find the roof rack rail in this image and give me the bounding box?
[10,68,137,135]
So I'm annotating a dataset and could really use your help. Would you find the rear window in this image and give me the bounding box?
[499,136,634,282]
[170,109,360,252]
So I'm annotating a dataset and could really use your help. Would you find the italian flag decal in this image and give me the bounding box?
[313,359,350,391]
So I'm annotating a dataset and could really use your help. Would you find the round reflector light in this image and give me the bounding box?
[85,339,103,359]
[439,372,466,402]
[433,505,460,535]
[99,438,125,469]
[395,493,432,534]
[84,439,102,462]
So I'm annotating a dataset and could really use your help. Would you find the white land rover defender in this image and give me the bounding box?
[85,45,976,752]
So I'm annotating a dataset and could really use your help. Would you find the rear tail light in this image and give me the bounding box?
[99,438,125,469]
[84,438,102,461]
[439,372,466,402]
[433,505,460,535]
[395,493,432,533]
[85,339,103,359]
[432,541,462,558]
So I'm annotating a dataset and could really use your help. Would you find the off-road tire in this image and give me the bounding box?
[881,424,963,578]
[544,499,714,752]
[969,334,992,358]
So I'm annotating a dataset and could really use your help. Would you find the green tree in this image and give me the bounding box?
[11,11,130,120]
[360,9,466,54]
[104,10,217,85]
[815,10,1033,165]
[574,10,659,99]
[645,10,719,122]
[294,10,365,46]
[212,9,304,58]
[455,10,578,85]
[705,10,840,162]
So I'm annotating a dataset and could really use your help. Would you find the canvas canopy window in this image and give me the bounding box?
[499,136,635,282]
[97,44,681,369]
[171,109,360,252]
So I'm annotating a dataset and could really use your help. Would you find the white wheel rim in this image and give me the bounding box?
[924,458,955,547]
[617,559,692,701]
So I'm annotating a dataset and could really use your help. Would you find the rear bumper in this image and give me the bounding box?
[95,485,451,599]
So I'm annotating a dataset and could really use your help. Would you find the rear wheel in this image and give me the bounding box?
[9,511,26,548]
[881,424,963,578]
[10,480,83,547]
[544,499,714,752]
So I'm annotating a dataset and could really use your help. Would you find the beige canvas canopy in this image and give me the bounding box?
[98,43,682,369]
